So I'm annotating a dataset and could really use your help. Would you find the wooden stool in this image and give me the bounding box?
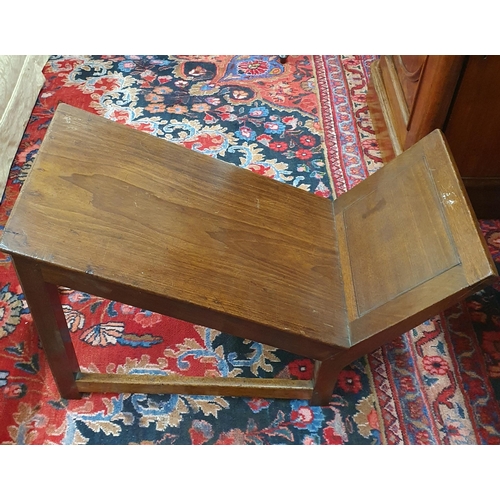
[0,104,496,405]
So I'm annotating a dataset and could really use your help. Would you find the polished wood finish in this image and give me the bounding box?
[393,55,427,111]
[369,56,464,157]
[378,55,410,148]
[368,55,500,218]
[445,56,500,177]
[334,129,496,350]
[76,373,314,400]
[1,104,348,361]
[342,159,459,316]
[366,65,399,162]
[404,56,465,149]
[448,56,500,218]
[0,104,496,405]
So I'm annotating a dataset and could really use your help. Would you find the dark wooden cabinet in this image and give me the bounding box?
[368,55,500,218]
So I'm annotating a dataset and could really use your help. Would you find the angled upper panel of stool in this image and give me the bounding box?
[333,129,497,358]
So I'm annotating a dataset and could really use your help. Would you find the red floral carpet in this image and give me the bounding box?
[1,55,500,445]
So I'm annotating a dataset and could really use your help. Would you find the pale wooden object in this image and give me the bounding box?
[0,55,49,198]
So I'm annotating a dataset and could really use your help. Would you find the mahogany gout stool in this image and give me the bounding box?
[0,104,496,406]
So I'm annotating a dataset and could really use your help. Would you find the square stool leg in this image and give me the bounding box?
[311,355,346,406]
[11,255,81,399]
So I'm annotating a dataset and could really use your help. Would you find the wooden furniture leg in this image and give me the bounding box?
[312,356,346,406]
[311,350,364,405]
[11,255,81,399]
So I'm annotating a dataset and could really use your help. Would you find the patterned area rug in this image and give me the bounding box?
[1,55,500,445]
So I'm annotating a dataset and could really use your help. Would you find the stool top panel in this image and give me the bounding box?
[0,104,348,350]
[333,129,497,347]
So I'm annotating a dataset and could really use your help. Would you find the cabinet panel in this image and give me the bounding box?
[378,56,409,148]
[444,56,500,178]
[368,56,464,157]
[393,55,427,112]
[368,54,500,218]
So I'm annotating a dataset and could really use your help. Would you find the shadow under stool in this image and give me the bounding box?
[0,104,496,405]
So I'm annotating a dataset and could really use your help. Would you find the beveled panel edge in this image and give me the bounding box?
[403,55,429,128]
[334,210,358,325]
[383,55,410,126]
[369,59,403,157]
[348,264,493,351]
[334,129,497,284]
[393,55,427,82]
[342,156,461,318]
[333,144,407,215]
[420,153,461,267]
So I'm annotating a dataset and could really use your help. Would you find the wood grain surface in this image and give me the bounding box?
[334,129,497,351]
[0,104,348,359]
[76,373,314,400]
[1,105,496,404]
